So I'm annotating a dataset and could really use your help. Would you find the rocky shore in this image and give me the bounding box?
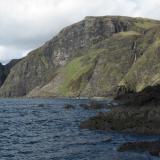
[80,104,160,134]
[79,101,117,109]
[80,104,160,157]
[80,85,160,134]
[80,85,160,156]
[118,141,160,157]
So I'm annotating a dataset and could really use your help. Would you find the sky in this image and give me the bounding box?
[0,0,160,64]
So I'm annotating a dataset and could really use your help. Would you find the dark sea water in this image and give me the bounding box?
[0,98,159,160]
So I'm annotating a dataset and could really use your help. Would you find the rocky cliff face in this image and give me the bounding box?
[0,16,160,97]
[0,63,5,86]
[0,59,20,87]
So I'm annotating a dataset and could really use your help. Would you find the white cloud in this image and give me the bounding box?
[0,0,160,63]
[0,45,23,64]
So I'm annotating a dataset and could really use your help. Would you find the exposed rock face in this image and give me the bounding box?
[116,85,160,106]
[0,59,21,87]
[0,16,160,97]
[0,63,6,86]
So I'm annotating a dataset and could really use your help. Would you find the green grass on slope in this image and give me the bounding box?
[55,30,153,97]
[81,31,143,97]
[117,31,141,37]
[120,39,160,92]
[135,21,158,30]
[58,49,103,96]
[134,18,160,30]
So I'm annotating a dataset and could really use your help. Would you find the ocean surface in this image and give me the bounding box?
[0,98,159,160]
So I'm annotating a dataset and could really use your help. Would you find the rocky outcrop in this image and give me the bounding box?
[80,104,160,134]
[0,16,160,97]
[118,141,160,157]
[0,63,6,86]
[80,84,160,135]
[116,85,160,106]
[80,85,160,154]
[0,59,21,87]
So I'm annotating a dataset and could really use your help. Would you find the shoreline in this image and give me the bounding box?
[0,96,113,101]
[80,104,160,135]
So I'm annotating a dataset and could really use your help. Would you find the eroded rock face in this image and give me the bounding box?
[0,59,21,87]
[42,16,133,67]
[0,16,160,97]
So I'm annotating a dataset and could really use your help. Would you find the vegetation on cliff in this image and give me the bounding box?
[0,16,160,97]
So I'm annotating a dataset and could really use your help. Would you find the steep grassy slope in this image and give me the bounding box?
[27,48,100,97]
[27,31,142,97]
[81,31,141,97]
[0,16,160,97]
[119,27,160,92]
